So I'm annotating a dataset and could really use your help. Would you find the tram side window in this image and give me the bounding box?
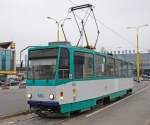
[128,63,133,77]
[115,60,122,77]
[122,62,128,77]
[95,55,106,76]
[106,57,115,77]
[59,48,69,79]
[74,52,93,79]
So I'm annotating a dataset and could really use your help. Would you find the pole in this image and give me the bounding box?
[127,24,148,82]
[57,22,60,41]
[136,29,140,82]
[61,24,68,41]
[47,17,71,42]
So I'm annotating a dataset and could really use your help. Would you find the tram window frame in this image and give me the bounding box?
[74,51,94,79]
[95,55,106,77]
[115,59,122,77]
[105,57,115,77]
[58,48,70,80]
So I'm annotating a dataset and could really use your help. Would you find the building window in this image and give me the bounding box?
[59,48,70,79]
[129,50,131,54]
[74,52,93,79]
[95,55,106,77]
[118,51,120,54]
[125,50,127,54]
[122,50,124,54]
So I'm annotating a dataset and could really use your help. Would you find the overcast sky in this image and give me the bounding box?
[0,0,150,60]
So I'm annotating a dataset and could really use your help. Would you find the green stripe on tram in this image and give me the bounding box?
[26,77,131,86]
[60,89,128,113]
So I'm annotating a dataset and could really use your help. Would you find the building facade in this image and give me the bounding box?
[116,53,150,75]
[0,42,16,81]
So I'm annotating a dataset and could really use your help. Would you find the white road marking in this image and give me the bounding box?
[86,86,149,118]
[7,121,16,124]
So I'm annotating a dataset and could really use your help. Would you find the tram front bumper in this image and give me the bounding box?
[28,100,60,110]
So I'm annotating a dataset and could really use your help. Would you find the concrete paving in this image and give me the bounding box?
[0,88,27,118]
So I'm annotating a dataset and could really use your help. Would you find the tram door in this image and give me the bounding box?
[58,48,70,80]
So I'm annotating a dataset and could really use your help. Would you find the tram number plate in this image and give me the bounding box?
[37,93,44,98]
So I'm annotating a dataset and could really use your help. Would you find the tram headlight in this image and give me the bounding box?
[27,93,32,99]
[49,94,54,100]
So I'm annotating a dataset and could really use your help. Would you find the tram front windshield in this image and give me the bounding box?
[28,48,58,80]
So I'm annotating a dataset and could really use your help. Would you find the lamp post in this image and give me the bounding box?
[127,24,148,82]
[47,17,71,41]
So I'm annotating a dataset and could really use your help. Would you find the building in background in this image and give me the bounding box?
[107,48,150,76]
[116,53,150,75]
[0,42,16,82]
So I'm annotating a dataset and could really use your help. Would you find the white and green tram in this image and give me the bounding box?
[26,42,134,115]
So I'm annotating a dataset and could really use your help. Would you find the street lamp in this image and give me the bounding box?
[47,17,71,41]
[127,24,148,82]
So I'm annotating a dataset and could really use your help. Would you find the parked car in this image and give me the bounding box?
[142,74,150,81]
[0,80,4,86]
[10,79,19,86]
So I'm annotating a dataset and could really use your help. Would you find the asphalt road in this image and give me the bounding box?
[0,81,150,125]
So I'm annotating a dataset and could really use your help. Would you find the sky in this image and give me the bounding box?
[0,0,150,60]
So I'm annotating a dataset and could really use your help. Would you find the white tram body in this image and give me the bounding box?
[26,43,134,114]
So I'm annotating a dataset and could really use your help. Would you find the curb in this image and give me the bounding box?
[0,111,29,121]
[0,86,26,90]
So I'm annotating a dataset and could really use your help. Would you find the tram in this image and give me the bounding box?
[26,4,134,116]
[26,41,134,115]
